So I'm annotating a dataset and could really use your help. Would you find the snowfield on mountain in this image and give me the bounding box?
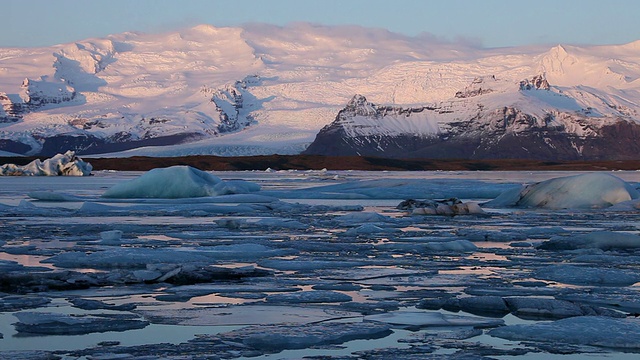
[2,23,640,159]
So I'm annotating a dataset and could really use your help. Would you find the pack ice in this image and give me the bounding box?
[0,151,92,176]
[102,165,260,198]
[486,172,640,209]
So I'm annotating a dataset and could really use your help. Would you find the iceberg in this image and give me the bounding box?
[102,165,260,198]
[485,173,640,209]
[0,151,92,176]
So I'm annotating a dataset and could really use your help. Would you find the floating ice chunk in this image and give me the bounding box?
[398,198,485,216]
[220,322,392,351]
[442,296,510,317]
[258,259,365,271]
[0,151,92,176]
[266,290,352,303]
[504,297,624,320]
[102,165,259,199]
[100,230,123,243]
[336,211,393,224]
[13,311,149,335]
[78,201,258,215]
[365,311,504,329]
[0,295,51,312]
[486,173,639,209]
[535,264,640,286]
[212,179,261,195]
[424,240,477,252]
[538,231,640,251]
[45,244,288,269]
[344,224,399,235]
[139,305,362,326]
[488,316,640,349]
[217,217,308,230]
[69,298,136,311]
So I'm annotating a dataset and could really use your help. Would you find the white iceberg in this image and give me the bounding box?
[485,173,639,209]
[102,165,260,198]
[0,151,92,176]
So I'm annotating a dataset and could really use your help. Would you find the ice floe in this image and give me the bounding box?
[486,172,640,209]
[489,316,640,349]
[0,151,92,176]
[102,165,260,198]
[364,311,504,329]
[0,295,51,312]
[13,311,149,335]
[538,231,640,251]
[534,264,640,286]
[218,321,392,351]
[45,246,285,269]
[266,290,352,303]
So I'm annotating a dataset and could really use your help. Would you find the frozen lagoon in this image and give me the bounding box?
[1,169,640,359]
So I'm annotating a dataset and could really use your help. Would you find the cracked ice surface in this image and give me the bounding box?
[1,170,640,359]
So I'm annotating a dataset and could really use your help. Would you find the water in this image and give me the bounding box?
[1,170,640,359]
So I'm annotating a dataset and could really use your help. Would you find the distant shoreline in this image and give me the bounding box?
[3,155,640,172]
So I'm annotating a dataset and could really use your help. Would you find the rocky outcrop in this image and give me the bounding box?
[455,76,497,98]
[212,76,259,134]
[0,78,77,123]
[519,75,551,91]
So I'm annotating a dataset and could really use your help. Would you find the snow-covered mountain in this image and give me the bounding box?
[304,74,640,160]
[1,23,640,159]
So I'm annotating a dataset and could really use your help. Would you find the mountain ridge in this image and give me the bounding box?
[1,23,640,159]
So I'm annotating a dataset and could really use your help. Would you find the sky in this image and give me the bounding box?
[2,0,640,48]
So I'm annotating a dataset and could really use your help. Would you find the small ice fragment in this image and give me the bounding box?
[266,290,352,303]
[100,230,123,242]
